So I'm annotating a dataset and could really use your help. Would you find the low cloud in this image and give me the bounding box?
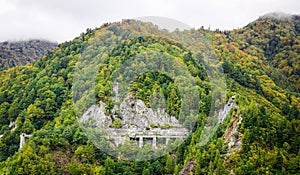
[0,0,299,43]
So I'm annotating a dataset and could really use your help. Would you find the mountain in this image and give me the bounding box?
[226,13,300,93]
[0,14,299,174]
[0,40,57,71]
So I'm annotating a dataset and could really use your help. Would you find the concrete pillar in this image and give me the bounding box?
[152,137,157,149]
[165,137,169,145]
[139,136,143,148]
[19,133,31,150]
[20,133,25,149]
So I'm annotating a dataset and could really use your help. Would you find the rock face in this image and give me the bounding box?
[218,96,235,123]
[178,158,196,175]
[80,94,189,150]
[119,94,182,129]
[224,114,242,152]
[81,94,183,129]
[80,101,112,128]
[223,96,242,155]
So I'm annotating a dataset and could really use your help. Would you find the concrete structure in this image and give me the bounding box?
[9,120,17,131]
[19,133,31,149]
[104,128,189,148]
[218,96,235,123]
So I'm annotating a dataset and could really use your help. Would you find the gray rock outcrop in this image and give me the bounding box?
[81,94,183,129]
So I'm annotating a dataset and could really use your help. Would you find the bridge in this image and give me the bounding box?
[104,128,189,148]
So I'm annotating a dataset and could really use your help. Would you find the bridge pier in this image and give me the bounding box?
[110,135,187,148]
[152,137,157,148]
[139,136,143,148]
[165,137,169,145]
[20,133,31,149]
[105,128,189,149]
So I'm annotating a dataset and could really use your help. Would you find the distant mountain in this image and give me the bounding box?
[0,14,299,174]
[0,40,57,71]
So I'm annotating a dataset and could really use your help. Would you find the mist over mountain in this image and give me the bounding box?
[0,13,299,174]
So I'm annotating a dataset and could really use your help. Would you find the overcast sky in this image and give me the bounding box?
[0,0,299,43]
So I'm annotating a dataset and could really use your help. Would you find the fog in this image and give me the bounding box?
[0,0,299,43]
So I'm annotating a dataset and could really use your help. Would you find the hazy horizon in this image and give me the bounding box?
[0,0,299,43]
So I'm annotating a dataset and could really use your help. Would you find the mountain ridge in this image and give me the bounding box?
[0,40,57,71]
[0,14,299,174]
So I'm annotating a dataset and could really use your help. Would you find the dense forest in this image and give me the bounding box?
[0,13,299,174]
[0,40,57,71]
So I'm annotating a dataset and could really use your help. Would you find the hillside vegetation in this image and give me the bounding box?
[0,40,57,71]
[0,14,299,174]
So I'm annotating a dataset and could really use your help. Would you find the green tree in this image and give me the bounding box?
[105,157,115,175]
[165,154,175,174]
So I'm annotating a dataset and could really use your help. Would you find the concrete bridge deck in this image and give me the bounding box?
[103,128,189,148]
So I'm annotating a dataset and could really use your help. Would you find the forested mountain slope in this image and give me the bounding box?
[226,13,300,92]
[0,14,299,174]
[0,40,57,71]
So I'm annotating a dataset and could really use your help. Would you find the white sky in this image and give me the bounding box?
[0,0,299,43]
